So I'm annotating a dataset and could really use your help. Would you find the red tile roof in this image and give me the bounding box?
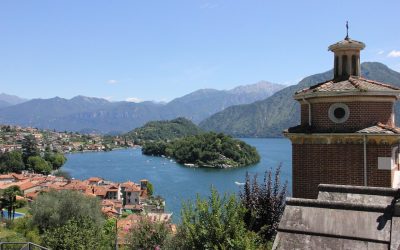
[122,181,141,192]
[87,177,103,182]
[356,123,400,134]
[295,76,400,98]
[0,174,15,180]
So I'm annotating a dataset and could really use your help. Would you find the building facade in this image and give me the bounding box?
[284,35,400,199]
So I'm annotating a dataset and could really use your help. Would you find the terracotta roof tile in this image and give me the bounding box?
[295,76,400,97]
[0,174,15,180]
[87,177,103,182]
[356,123,400,134]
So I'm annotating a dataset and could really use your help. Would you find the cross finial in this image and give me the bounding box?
[345,21,349,40]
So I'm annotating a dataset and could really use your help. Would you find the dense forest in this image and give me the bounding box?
[142,132,260,168]
[124,117,203,144]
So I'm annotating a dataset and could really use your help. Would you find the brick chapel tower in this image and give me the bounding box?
[284,31,400,199]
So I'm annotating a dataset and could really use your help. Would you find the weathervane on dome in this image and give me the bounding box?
[345,21,349,40]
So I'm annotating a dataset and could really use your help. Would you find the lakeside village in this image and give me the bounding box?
[0,124,134,154]
[0,124,175,242]
[0,172,174,238]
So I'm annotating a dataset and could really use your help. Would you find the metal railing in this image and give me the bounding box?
[0,242,48,250]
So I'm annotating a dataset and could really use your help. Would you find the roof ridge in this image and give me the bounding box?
[358,77,400,90]
[295,79,334,94]
[377,122,400,133]
[348,77,364,90]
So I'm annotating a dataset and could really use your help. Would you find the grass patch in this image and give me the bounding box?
[15,206,29,214]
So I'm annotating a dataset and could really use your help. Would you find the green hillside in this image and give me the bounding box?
[199,62,400,137]
[124,117,203,143]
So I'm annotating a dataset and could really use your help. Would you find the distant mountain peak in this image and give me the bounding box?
[229,81,284,94]
[200,62,400,137]
[0,93,28,106]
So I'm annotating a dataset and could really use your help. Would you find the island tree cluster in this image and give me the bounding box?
[142,132,260,168]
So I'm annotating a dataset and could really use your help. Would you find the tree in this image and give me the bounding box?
[27,156,52,175]
[22,135,39,163]
[1,185,23,220]
[53,169,72,180]
[43,217,104,250]
[125,217,170,250]
[240,165,287,243]
[176,187,260,249]
[147,181,154,196]
[44,152,67,170]
[0,151,25,173]
[30,190,104,232]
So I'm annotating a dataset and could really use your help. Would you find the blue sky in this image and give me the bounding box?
[0,0,399,102]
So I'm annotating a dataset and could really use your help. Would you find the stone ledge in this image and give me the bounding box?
[318,184,399,197]
[286,197,390,212]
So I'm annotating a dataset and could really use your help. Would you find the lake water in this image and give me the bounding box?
[62,138,292,221]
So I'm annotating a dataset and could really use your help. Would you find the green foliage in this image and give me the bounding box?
[125,117,203,143]
[143,132,260,168]
[0,150,25,173]
[176,188,261,249]
[11,216,42,245]
[27,156,52,175]
[101,218,117,249]
[0,150,66,174]
[43,217,104,250]
[0,227,28,246]
[30,190,104,232]
[125,217,170,250]
[0,185,23,220]
[22,135,39,162]
[44,152,67,169]
[147,181,154,196]
[53,169,72,180]
[241,166,287,243]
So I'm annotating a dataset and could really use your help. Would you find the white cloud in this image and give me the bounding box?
[107,79,118,84]
[388,50,400,58]
[103,96,113,101]
[126,97,142,103]
[377,50,385,55]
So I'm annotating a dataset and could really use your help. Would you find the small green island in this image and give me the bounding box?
[142,132,260,168]
[124,117,260,168]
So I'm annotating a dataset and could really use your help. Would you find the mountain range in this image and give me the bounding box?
[0,81,284,134]
[0,93,27,108]
[2,62,399,137]
[199,62,400,137]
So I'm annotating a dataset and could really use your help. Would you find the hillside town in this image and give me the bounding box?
[0,125,133,154]
[0,172,173,242]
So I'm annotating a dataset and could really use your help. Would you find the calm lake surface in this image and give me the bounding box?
[62,138,292,221]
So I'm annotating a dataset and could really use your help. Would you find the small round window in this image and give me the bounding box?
[328,103,349,123]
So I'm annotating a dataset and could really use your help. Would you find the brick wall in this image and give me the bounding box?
[300,102,394,132]
[292,143,392,199]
